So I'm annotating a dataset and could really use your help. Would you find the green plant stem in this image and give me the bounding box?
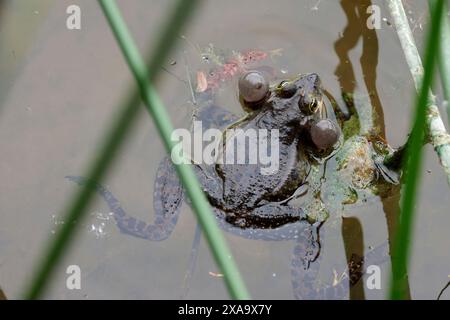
[388,0,444,300]
[99,0,250,299]
[431,0,450,125]
[22,0,206,299]
[387,0,450,187]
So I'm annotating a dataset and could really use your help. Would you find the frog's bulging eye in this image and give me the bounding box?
[278,81,297,98]
[238,71,269,103]
[310,119,340,150]
[309,100,319,113]
[298,94,320,115]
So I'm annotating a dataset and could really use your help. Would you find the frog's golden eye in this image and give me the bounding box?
[277,81,297,98]
[238,71,269,103]
[298,94,319,115]
[309,99,319,113]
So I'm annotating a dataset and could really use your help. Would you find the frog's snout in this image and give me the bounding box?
[306,73,321,88]
[298,73,323,115]
[305,73,323,99]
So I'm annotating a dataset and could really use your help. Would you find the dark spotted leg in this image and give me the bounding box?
[290,222,329,300]
[210,205,311,241]
[225,203,308,230]
[291,237,390,300]
[65,157,184,241]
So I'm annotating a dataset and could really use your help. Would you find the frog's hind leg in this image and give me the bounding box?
[291,234,354,300]
[226,202,308,231]
[65,157,184,241]
[290,223,330,300]
[210,207,309,241]
[291,237,390,300]
[180,222,202,299]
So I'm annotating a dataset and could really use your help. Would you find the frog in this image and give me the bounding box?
[66,60,401,299]
[188,71,341,231]
[68,71,337,242]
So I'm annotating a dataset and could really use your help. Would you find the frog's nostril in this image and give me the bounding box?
[307,73,321,85]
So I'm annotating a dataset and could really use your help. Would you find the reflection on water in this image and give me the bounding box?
[334,0,385,138]
[333,0,410,299]
[341,217,365,299]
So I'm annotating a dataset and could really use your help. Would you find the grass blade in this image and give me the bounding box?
[23,0,205,299]
[98,0,250,299]
[389,0,445,300]
[430,0,450,125]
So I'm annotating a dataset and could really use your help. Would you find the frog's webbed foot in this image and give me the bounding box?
[371,140,402,185]
[382,143,405,173]
[291,224,355,300]
[323,89,351,124]
[65,157,184,241]
[291,236,391,300]
[290,222,325,299]
[291,222,321,267]
[374,159,401,185]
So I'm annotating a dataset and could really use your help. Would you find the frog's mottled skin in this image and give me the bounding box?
[66,77,399,300]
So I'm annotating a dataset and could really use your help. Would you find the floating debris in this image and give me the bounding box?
[208,271,224,278]
[87,211,114,239]
[199,48,270,90]
[310,0,321,11]
[51,214,65,225]
[50,213,65,235]
[196,71,208,93]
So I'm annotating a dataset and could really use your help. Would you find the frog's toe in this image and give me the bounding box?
[293,222,321,268]
[290,223,324,299]
[65,175,84,184]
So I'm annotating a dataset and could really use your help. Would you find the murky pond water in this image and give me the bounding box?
[0,0,449,299]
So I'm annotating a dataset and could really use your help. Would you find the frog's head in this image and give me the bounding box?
[238,71,323,116]
[273,73,323,117]
[239,71,340,150]
[292,73,323,115]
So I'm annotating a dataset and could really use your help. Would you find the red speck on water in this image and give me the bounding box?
[204,49,269,90]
